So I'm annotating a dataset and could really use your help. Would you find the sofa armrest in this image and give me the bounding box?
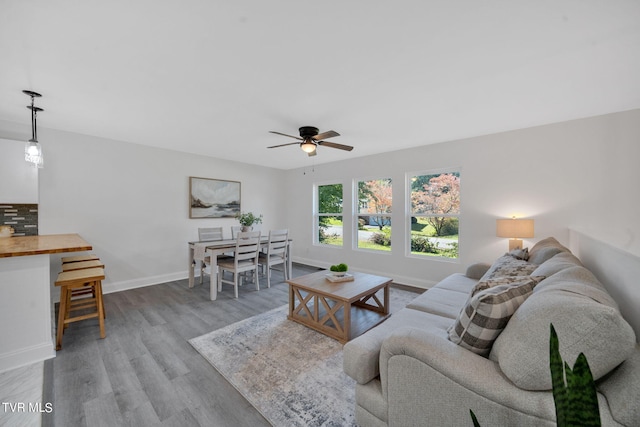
[465,262,491,280]
[379,327,559,426]
[379,327,497,400]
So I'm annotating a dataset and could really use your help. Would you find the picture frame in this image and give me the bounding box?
[189,177,241,218]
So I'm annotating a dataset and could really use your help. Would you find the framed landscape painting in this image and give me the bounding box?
[189,177,241,218]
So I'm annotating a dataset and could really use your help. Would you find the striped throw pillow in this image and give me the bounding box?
[448,276,544,356]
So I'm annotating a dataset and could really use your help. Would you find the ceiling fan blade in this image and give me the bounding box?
[267,142,301,149]
[269,131,303,140]
[313,130,340,141]
[317,140,354,151]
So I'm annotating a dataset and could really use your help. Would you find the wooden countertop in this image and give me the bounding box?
[0,234,92,258]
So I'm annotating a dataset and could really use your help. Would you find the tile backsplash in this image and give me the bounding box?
[0,204,38,236]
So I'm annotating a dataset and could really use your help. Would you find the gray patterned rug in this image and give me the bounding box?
[189,288,419,427]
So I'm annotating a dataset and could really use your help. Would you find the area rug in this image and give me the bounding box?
[189,288,418,427]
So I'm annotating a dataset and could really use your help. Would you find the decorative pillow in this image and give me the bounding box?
[479,254,538,282]
[465,262,492,280]
[527,237,570,265]
[471,276,530,296]
[507,247,529,260]
[530,251,583,278]
[490,286,636,390]
[448,276,544,356]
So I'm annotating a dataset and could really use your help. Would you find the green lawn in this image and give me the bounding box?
[357,240,391,251]
[321,218,458,256]
[322,236,343,246]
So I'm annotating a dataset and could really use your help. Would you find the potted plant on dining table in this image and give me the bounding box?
[236,211,263,232]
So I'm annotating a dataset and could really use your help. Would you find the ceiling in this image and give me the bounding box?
[1,1,640,170]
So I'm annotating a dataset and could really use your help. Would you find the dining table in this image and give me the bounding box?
[187,236,293,300]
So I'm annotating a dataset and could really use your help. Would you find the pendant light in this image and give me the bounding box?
[23,90,44,168]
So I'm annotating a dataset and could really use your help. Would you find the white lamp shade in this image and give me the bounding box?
[496,218,534,238]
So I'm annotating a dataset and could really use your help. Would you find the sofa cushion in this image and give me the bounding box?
[343,308,453,385]
[432,272,478,294]
[479,254,538,282]
[406,287,471,319]
[597,344,640,427]
[448,276,543,356]
[531,251,583,278]
[527,236,570,265]
[490,270,636,390]
[534,266,618,307]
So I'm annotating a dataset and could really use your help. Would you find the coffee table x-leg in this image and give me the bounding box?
[287,271,392,344]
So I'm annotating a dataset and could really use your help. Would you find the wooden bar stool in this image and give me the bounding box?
[61,259,106,314]
[61,254,99,264]
[55,267,106,350]
[62,259,104,272]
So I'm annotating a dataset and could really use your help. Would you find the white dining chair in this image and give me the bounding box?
[259,229,289,288]
[217,231,261,298]
[199,227,224,241]
[197,227,224,284]
[230,226,242,239]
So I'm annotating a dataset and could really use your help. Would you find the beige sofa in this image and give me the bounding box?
[343,237,640,426]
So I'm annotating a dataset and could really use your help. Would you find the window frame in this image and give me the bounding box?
[354,176,393,253]
[406,168,461,260]
[315,181,344,247]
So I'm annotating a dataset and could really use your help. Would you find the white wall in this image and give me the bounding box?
[284,109,640,289]
[0,120,288,294]
[0,138,38,203]
[2,108,639,296]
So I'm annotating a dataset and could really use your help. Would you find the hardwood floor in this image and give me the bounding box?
[45,264,322,427]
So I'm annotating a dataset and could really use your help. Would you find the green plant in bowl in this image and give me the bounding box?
[329,263,349,276]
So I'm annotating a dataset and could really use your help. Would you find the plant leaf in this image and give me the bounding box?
[566,353,601,426]
[550,324,569,427]
[549,324,601,427]
[469,409,482,427]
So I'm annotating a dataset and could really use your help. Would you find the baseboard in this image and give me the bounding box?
[291,256,436,290]
[100,261,438,295]
[0,342,55,375]
[102,271,188,294]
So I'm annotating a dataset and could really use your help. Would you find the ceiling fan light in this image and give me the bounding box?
[300,140,316,153]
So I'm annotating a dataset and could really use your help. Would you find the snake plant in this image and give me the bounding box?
[471,323,601,426]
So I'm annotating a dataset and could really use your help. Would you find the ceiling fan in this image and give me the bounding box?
[267,126,353,156]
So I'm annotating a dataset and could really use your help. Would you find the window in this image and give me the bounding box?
[409,171,460,258]
[356,178,392,251]
[317,183,343,246]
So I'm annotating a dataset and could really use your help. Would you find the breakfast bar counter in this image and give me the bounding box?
[0,234,92,372]
[0,233,92,258]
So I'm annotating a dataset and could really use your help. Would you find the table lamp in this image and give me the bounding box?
[496,217,534,250]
